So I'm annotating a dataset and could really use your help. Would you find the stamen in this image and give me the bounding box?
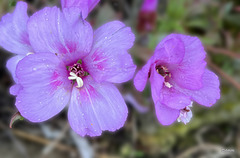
[68,72,84,88]
[164,82,172,88]
[67,60,89,89]
[156,65,172,88]
[27,52,34,56]
[76,77,83,88]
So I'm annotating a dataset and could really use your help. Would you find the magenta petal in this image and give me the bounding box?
[134,58,153,92]
[6,55,25,82]
[170,34,206,90]
[175,69,220,107]
[28,7,93,65]
[154,37,185,65]
[160,87,191,109]
[15,53,71,122]
[68,77,128,137]
[85,21,136,83]
[155,101,180,125]
[149,65,164,104]
[0,2,32,55]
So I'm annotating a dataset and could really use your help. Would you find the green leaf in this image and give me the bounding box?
[9,0,16,7]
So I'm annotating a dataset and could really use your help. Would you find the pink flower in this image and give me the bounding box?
[0,2,136,136]
[134,34,220,125]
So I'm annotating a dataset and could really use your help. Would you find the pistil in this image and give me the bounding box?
[156,65,172,88]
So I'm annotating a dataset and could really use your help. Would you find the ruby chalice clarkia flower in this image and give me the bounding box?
[134,34,220,125]
[1,4,136,136]
[0,0,100,95]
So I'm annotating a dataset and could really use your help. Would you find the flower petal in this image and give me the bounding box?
[160,87,192,110]
[68,77,128,137]
[15,53,72,122]
[149,64,164,104]
[6,55,25,82]
[93,21,135,51]
[175,69,220,107]
[0,2,32,55]
[10,84,23,96]
[170,34,207,90]
[84,21,136,83]
[27,7,93,65]
[61,0,99,18]
[154,36,185,64]
[155,101,180,126]
[88,0,100,12]
[61,0,88,18]
[134,58,152,92]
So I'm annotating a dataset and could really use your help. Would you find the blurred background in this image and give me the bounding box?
[0,0,240,157]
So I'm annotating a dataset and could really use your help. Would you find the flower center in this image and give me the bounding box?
[67,59,89,88]
[156,65,170,78]
[156,65,172,88]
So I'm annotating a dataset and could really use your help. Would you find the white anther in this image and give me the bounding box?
[68,72,84,88]
[26,52,34,56]
[177,102,193,124]
[164,82,173,88]
[76,77,84,88]
[68,72,78,80]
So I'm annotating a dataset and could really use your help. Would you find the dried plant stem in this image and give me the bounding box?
[206,46,240,59]
[207,60,240,91]
[41,123,70,156]
[12,129,76,153]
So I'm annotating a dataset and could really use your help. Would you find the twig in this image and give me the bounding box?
[41,123,70,156]
[206,45,240,59]
[12,129,77,153]
[207,60,240,91]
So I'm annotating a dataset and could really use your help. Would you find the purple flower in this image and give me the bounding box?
[1,4,136,136]
[141,0,158,12]
[61,0,100,19]
[0,0,100,96]
[134,34,220,125]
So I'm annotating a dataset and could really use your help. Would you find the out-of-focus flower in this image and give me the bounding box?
[0,2,33,95]
[137,0,158,32]
[141,0,158,12]
[61,0,100,19]
[134,34,220,125]
[14,7,136,136]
